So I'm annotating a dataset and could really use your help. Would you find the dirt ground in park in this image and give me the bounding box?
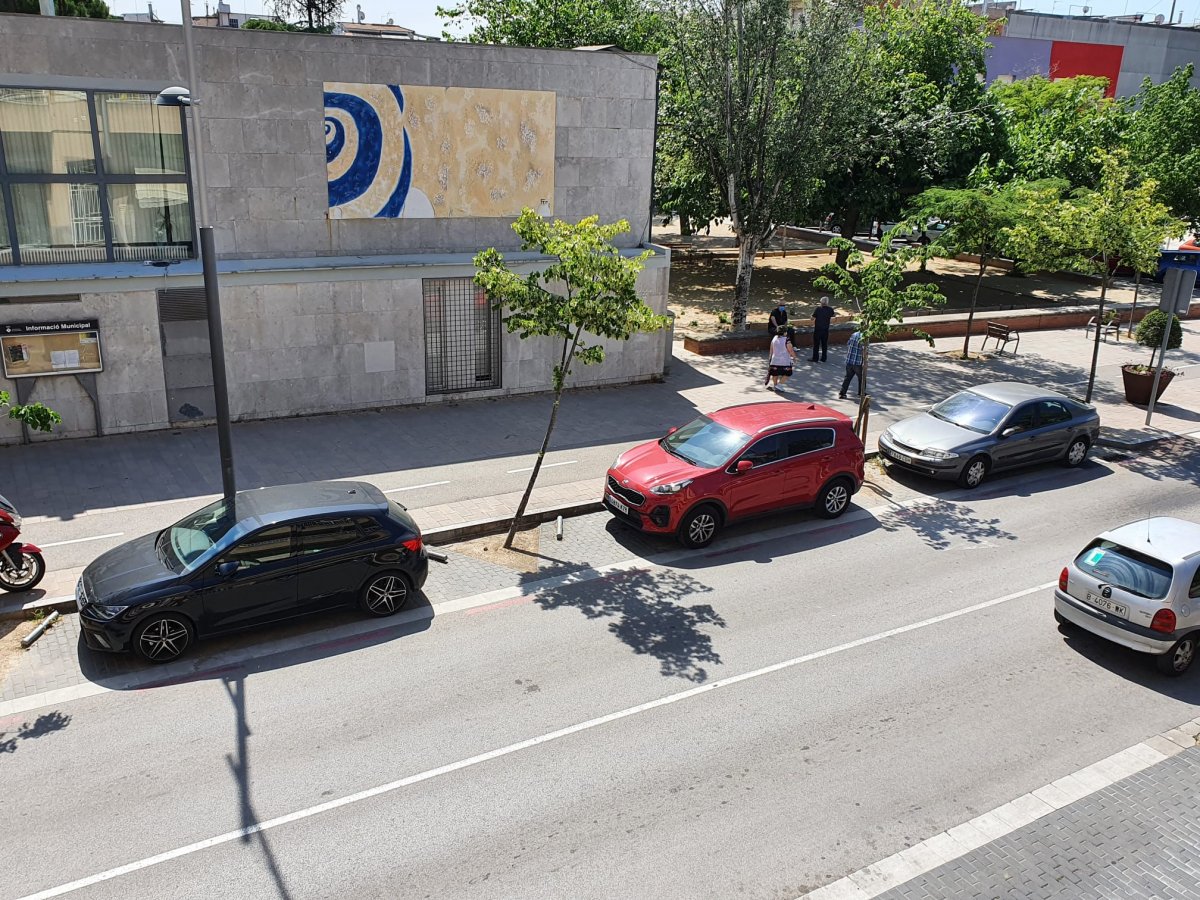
[653,221,1140,336]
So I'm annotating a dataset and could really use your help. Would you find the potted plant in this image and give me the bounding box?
[1121,310,1183,405]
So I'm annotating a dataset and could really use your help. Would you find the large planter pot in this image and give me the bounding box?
[1121,365,1176,405]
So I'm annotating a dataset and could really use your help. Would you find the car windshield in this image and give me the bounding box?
[1075,539,1174,600]
[929,390,1012,434]
[157,498,237,573]
[661,415,748,469]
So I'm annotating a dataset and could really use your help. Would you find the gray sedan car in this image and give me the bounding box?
[878,382,1101,489]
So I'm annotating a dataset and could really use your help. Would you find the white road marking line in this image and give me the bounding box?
[382,481,450,494]
[39,532,124,549]
[799,717,1200,900]
[16,580,1055,900]
[506,460,578,474]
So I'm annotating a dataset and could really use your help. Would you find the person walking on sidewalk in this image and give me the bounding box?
[838,327,865,399]
[767,326,796,391]
[811,296,834,362]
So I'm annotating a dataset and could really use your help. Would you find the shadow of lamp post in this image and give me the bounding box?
[154,9,236,503]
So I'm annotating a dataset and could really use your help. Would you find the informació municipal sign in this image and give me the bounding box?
[1,319,103,379]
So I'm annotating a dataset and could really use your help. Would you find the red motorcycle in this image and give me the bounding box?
[0,492,45,592]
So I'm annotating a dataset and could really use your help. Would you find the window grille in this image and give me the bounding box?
[422,277,501,394]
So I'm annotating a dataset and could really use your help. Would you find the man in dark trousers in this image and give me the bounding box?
[811,296,834,362]
[768,303,796,347]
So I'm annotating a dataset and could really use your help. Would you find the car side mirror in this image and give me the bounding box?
[216,560,240,578]
[736,459,754,473]
[1001,426,1021,438]
[666,426,678,437]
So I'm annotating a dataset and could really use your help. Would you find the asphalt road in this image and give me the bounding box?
[3,451,1200,899]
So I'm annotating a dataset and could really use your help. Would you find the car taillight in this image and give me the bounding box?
[401,537,423,553]
[1151,609,1176,634]
[1059,567,1069,591]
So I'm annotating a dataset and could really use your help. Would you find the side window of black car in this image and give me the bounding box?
[295,518,362,556]
[222,526,293,569]
[1038,400,1073,426]
[355,515,388,543]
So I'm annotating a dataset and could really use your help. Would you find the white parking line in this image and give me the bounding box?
[16,580,1054,900]
[39,532,124,549]
[382,481,450,494]
[506,460,578,474]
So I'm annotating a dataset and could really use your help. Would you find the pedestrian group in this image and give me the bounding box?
[763,297,864,400]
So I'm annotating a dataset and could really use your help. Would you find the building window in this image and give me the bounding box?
[0,88,194,266]
[422,277,502,394]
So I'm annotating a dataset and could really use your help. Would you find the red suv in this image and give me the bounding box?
[604,402,866,548]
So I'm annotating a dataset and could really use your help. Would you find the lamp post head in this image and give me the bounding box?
[155,85,192,107]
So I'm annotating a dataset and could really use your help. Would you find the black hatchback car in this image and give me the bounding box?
[77,481,428,663]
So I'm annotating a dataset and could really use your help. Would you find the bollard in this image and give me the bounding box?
[426,549,449,564]
[21,610,60,648]
[555,516,564,541]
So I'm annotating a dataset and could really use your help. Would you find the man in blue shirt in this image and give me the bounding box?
[838,328,865,399]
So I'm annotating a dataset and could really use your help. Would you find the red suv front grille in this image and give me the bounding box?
[607,475,645,507]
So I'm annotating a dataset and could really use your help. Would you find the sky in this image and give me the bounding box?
[130,0,1197,37]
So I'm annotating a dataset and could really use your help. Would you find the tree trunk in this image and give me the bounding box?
[731,234,760,327]
[963,261,986,359]
[836,208,860,268]
[680,214,693,237]
[1084,278,1108,403]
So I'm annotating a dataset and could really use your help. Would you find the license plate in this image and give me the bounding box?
[887,447,912,464]
[1085,591,1128,618]
[607,493,630,515]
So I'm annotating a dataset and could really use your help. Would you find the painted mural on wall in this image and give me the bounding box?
[323,82,556,220]
[986,36,1124,98]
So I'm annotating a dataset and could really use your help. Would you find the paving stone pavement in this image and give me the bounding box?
[875,747,1200,900]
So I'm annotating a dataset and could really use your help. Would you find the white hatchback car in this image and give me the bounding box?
[1055,517,1200,676]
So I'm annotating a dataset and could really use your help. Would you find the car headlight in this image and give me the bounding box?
[612,452,626,469]
[923,448,959,460]
[651,479,693,495]
[88,604,129,621]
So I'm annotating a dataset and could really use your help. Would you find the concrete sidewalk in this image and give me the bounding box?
[0,318,1197,547]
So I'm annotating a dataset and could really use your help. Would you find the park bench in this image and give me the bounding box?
[981,321,1020,356]
[1084,312,1123,342]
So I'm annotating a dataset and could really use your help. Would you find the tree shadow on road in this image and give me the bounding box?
[875,499,1019,551]
[0,709,71,755]
[518,563,726,682]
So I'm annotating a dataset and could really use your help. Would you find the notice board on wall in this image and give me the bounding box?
[1,320,103,379]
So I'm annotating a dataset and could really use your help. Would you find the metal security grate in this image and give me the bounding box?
[156,287,207,322]
[422,277,502,395]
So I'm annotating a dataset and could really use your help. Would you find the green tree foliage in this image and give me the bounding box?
[820,0,999,260]
[990,76,1128,190]
[1,0,111,15]
[243,18,294,30]
[272,0,342,31]
[666,0,861,326]
[1135,310,1184,370]
[437,0,665,51]
[908,180,1034,358]
[814,235,945,435]
[0,391,61,433]
[1005,150,1183,401]
[1124,65,1200,231]
[475,209,668,547]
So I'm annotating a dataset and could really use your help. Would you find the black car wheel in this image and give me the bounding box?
[1155,636,1196,677]
[360,572,411,617]
[815,478,853,519]
[958,455,989,489]
[133,614,194,664]
[677,505,721,549]
[1064,437,1090,468]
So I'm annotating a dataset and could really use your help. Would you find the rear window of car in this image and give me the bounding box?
[1075,540,1174,600]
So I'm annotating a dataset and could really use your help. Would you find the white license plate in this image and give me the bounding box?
[888,448,912,464]
[1085,591,1128,618]
[607,493,630,515]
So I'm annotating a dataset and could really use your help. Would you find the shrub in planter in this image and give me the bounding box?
[1122,310,1184,404]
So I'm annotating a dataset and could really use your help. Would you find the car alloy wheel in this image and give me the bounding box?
[135,615,193,663]
[678,506,720,549]
[1065,438,1089,467]
[817,480,851,519]
[958,456,988,489]
[1156,636,1196,676]
[362,573,409,616]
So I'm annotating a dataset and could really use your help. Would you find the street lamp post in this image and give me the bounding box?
[156,6,236,504]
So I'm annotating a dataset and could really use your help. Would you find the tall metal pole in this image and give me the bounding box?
[1144,313,1174,426]
[180,1,237,503]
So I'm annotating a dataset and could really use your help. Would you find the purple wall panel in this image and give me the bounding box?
[985,36,1053,85]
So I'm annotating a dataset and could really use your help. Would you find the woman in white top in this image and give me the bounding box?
[767,326,796,391]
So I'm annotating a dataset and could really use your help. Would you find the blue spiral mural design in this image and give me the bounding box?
[323,85,414,218]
